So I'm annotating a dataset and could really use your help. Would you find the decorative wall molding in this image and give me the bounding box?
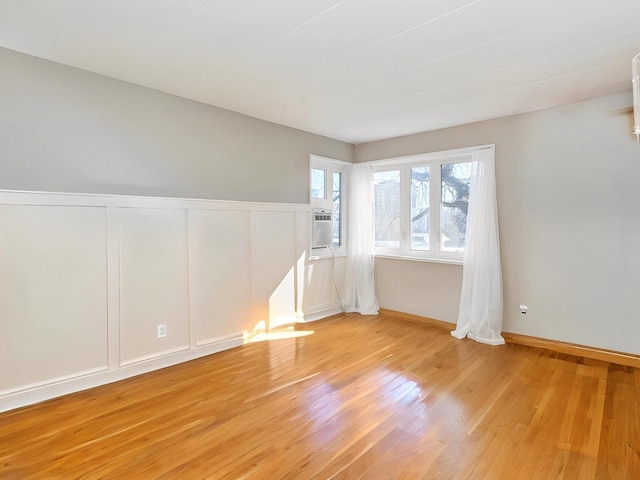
[0,189,311,211]
[0,334,243,414]
[0,189,324,413]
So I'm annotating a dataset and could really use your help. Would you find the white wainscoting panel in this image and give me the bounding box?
[118,208,190,365]
[193,209,252,345]
[302,257,346,319]
[295,211,310,320]
[0,205,108,393]
[0,190,334,413]
[251,211,297,330]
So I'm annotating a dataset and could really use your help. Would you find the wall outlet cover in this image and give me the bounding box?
[157,324,167,337]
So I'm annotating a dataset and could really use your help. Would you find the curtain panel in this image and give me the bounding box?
[451,146,504,345]
[343,163,379,315]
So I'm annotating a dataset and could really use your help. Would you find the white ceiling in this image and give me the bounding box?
[1,0,639,144]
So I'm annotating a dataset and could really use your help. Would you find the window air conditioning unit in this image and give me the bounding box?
[312,209,333,248]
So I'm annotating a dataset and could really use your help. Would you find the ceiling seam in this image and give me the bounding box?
[45,7,74,60]
[259,0,348,50]
[385,28,640,102]
[341,0,484,61]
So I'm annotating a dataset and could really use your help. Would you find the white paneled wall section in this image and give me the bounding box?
[0,205,109,391]
[0,190,336,413]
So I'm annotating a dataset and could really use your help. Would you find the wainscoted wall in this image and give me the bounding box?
[302,256,346,321]
[0,204,109,392]
[0,190,341,413]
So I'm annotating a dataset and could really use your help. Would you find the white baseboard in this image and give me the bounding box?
[299,306,343,323]
[0,333,243,414]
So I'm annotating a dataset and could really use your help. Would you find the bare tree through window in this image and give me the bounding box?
[373,171,401,248]
[375,162,471,253]
[441,162,471,251]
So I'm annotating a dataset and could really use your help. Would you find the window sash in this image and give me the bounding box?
[310,168,326,199]
[332,171,342,247]
[309,155,350,258]
[373,155,472,262]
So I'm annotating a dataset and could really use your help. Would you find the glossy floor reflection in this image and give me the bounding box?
[1,313,639,479]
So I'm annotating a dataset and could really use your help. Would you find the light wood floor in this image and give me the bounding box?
[1,312,639,479]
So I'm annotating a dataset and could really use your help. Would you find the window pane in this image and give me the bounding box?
[374,170,401,248]
[410,166,430,250]
[311,168,325,199]
[441,162,471,252]
[332,172,341,247]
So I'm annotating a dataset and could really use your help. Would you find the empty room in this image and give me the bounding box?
[1,1,639,478]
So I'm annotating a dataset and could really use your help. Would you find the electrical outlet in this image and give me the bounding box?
[519,305,528,315]
[157,324,167,338]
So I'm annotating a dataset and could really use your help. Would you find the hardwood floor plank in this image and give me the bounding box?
[1,313,639,479]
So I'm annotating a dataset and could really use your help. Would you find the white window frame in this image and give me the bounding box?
[309,155,350,259]
[370,145,492,264]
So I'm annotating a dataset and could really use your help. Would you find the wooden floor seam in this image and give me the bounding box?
[1,312,638,479]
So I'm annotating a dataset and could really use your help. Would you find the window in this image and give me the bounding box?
[311,168,326,199]
[332,172,342,246]
[373,170,401,248]
[372,147,477,262]
[440,162,471,252]
[410,166,430,251]
[310,155,349,257]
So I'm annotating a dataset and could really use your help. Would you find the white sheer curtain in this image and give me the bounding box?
[343,163,379,315]
[451,146,504,345]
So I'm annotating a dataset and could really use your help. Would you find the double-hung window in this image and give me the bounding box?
[310,155,349,257]
[372,147,477,263]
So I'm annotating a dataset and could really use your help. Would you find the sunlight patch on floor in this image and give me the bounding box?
[246,326,314,343]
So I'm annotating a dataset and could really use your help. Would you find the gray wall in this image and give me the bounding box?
[0,47,353,203]
[357,92,640,355]
[3,46,639,354]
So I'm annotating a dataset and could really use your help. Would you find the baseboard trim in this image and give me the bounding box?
[0,333,244,414]
[300,306,344,323]
[379,308,640,368]
[379,309,456,331]
[501,332,640,368]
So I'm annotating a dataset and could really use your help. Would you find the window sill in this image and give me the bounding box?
[309,249,346,261]
[375,254,463,266]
